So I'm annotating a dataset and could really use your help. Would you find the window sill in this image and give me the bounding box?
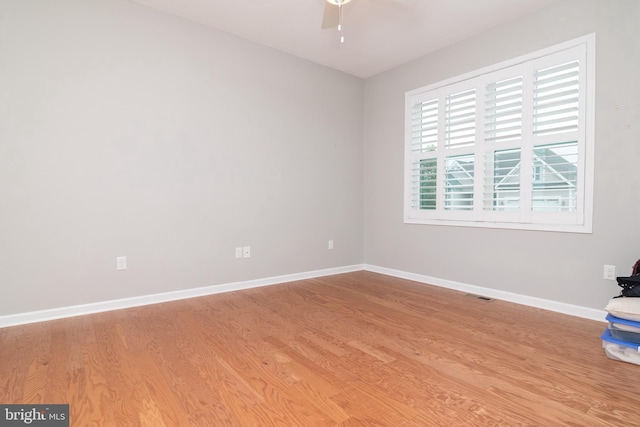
[403,217,592,234]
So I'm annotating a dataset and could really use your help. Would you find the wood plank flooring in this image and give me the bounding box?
[1,271,639,426]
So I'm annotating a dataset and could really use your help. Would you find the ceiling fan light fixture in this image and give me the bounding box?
[326,0,351,43]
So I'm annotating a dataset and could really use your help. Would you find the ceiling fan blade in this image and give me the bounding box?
[321,2,339,29]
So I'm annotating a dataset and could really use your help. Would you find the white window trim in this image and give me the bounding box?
[404,34,595,233]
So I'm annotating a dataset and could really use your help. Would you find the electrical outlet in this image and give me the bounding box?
[328,240,334,250]
[243,246,251,258]
[603,264,616,280]
[235,247,243,259]
[116,256,127,271]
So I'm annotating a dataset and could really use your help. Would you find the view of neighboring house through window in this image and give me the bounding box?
[405,34,594,232]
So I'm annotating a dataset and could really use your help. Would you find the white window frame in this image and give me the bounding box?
[404,34,595,233]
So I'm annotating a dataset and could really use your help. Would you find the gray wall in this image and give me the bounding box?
[363,0,640,310]
[2,0,638,318]
[0,0,364,315]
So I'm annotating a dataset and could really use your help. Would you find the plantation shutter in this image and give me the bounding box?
[445,89,476,149]
[405,34,593,231]
[409,98,439,210]
[411,99,438,153]
[485,76,523,143]
[533,60,580,136]
[531,50,582,218]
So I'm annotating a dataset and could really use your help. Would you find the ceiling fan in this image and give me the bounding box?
[322,1,349,29]
[321,0,417,43]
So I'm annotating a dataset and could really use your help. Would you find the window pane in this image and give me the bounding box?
[445,154,474,210]
[484,148,521,211]
[532,141,578,211]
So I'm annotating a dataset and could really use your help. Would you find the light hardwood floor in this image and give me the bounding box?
[1,271,638,426]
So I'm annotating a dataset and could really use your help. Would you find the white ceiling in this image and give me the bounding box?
[128,0,562,78]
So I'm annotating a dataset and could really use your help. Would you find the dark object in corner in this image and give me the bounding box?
[616,259,640,297]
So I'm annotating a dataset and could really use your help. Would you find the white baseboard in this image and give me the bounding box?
[0,264,365,328]
[364,264,608,322]
[0,263,607,328]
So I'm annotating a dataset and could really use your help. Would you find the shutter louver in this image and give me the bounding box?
[410,159,437,210]
[445,89,476,149]
[411,99,438,153]
[485,76,523,143]
[533,61,579,136]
